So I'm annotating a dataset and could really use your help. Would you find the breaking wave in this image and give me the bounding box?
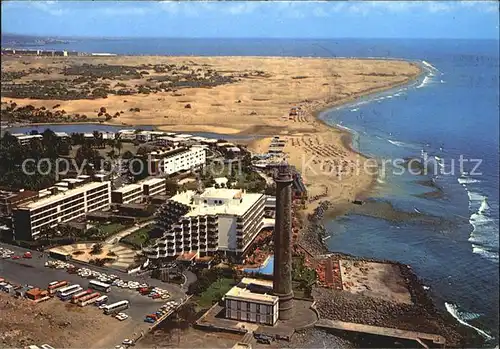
[388,139,407,147]
[460,176,499,263]
[445,302,493,340]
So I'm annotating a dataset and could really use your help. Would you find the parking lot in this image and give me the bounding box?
[1,243,187,347]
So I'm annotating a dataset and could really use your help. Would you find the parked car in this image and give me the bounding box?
[23,252,32,259]
[122,339,134,346]
[11,255,20,260]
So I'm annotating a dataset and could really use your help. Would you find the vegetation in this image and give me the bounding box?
[196,277,235,308]
[1,62,256,101]
[96,222,127,236]
[90,243,103,255]
[0,130,66,190]
[292,255,317,298]
[188,267,237,298]
[120,225,155,249]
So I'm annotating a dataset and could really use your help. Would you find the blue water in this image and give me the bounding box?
[7,38,499,343]
[244,255,274,275]
[318,39,499,344]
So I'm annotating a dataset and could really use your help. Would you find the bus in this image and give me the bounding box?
[89,280,111,293]
[59,285,83,301]
[56,284,80,296]
[48,281,68,295]
[49,250,71,261]
[103,300,129,315]
[71,289,92,303]
[78,292,101,307]
[94,295,108,306]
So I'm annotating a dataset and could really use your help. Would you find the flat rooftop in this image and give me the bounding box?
[140,178,165,186]
[225,278,277,304]
[113,183,141,193]
[170,188,264,217]
[17,182,110,210]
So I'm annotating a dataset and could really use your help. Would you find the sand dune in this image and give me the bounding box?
[2,56,421,210]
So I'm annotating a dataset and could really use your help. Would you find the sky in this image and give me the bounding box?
[1,1,499,39]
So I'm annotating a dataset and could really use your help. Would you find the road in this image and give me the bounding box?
[1,242,187,347]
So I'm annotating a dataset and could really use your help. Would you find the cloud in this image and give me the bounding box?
[29,0,67,16]
[100,7,151,16]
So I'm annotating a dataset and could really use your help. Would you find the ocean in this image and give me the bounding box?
[8,38,500,344]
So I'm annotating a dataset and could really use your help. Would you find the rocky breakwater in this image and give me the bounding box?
[299,201,331,255]
[312,268,484,348]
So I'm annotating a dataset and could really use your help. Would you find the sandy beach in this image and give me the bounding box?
[1,56,421,210]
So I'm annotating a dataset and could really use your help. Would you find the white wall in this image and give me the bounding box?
[217,215,236,250]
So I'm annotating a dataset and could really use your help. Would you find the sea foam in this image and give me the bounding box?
[461,177,499,263]
[445,302,493,340]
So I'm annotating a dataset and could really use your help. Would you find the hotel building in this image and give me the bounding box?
[144,187,265,260]
[224,278,279,325]
[13,181,111,240]
[111,178,167,204]
[141,178,166,197]
[111,184,143,204]
[149,146,206,176]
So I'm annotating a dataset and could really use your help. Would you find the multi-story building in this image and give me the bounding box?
[141,178,166,197]
[224,278,279,325]
[144,188,265,261]
[149,146,206,176]
[13,181,111,240]
[11,133,43,146]
[111,184,142,204]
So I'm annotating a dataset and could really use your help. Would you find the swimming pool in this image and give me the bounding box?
[244,255,274,275]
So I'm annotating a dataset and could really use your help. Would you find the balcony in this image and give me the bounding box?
[200,244,207,249]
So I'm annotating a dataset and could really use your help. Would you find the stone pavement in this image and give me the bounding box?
[50,242,138,271]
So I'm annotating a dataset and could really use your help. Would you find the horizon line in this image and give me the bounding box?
[2,33,499,41]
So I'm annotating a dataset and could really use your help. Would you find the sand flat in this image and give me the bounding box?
[339,259,412,304]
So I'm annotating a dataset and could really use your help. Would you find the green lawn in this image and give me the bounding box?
[97,222,127,236]
[196,277,235,308]
[121,225,153,248]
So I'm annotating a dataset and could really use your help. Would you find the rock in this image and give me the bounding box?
[184,103,191,109]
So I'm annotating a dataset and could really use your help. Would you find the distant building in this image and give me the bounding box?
[11,134,43,146]
[0,189,38,217]
[141,178,166,197]
[12,181,111,240]
[148,146,206,176]
[111,184,143,204]
[224,278,279,325]
[117,130,136,142]
[111,178,167,204]
[144,187,265,260]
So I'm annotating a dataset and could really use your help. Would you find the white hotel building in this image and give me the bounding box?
[145,188,265,261]
[13,181,111,240]
[224,278,279,326]
[149,146,206,176]
[111,184,143,204]
[111,178,167,204]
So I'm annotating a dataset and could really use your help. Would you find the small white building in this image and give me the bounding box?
[224,278,279,326]
[117,130,136,141]
[13,134,43,146]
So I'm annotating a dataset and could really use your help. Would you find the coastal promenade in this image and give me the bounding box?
[316,318,446,348]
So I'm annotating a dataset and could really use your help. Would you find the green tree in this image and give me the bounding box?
[91,243,103,255]
[115,140,123,155]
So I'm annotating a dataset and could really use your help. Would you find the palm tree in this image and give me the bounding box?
[115,140,123,155]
